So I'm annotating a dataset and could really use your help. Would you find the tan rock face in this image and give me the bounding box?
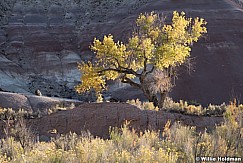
[0,0,243,105]
[29,103,224,139]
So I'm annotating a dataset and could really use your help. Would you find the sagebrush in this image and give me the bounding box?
[0,102,242,162]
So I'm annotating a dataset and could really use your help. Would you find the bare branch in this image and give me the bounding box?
[121,76,141,89]
[113,57,121,68]
[111,57,141,77]
[145,65,154,75]
[142,57,148,74]
[98,68,140,77]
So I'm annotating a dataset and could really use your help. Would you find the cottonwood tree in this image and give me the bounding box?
[76,11,207,108]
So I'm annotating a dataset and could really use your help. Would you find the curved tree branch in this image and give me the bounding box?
[121,76,141,89]
[98,68,140,77]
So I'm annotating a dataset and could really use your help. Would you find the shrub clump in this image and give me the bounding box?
[127,98,228,116]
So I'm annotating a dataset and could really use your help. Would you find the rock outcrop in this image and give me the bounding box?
[0,92,224,139]
[0,91,82,112]
[29,103,224,139]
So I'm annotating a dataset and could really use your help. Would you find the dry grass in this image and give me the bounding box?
[127,98,229,116]
[0,101,242,162]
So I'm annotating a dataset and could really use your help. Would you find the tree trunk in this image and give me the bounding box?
[150,94,159,108]
[158,91,168,109]
[140,83,168,109]
[140,86,164,109]
[140,84,157,106]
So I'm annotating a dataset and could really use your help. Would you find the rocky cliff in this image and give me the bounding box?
[0,0,243,105]
[0,0,149,100]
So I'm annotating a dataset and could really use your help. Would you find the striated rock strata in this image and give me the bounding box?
[0,0,243,105]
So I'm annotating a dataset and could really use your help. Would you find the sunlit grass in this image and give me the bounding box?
[0,101,242,162]
[127,98,230,116]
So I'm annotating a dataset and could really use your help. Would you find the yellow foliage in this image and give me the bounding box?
[76,11,207,96]
[75,61,106,94]
[155,11,207,68]
[91,35,128,68]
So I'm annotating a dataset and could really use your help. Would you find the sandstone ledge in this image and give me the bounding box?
[29,103,224,139]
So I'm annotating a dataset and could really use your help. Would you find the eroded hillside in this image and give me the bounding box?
[0,0,243,105]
